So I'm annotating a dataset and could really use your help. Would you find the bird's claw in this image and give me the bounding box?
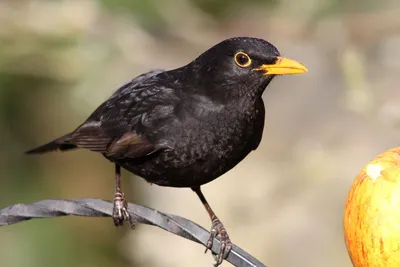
[205,218,232,266]
[112,191,135,228]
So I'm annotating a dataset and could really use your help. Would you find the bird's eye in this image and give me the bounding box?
[234,52,251,68]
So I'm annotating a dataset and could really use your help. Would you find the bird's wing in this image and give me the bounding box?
[63,69,176,159]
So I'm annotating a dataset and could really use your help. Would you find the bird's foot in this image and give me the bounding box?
[112,191,135,228]
[205,218,232,266]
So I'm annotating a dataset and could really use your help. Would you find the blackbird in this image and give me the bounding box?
[26,37,307,265]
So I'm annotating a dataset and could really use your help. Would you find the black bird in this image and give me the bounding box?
[26,37,307,265]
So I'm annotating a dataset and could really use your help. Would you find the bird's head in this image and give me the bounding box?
[187,37,308,101]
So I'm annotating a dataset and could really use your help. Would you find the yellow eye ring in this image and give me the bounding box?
[234,52,251,68]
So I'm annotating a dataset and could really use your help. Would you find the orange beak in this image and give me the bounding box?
[253,57,308,75]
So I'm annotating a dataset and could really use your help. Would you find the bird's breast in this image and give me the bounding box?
[156,105,263,180]
[120,100,265,187]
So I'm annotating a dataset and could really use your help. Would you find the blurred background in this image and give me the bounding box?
[1,0,400,266]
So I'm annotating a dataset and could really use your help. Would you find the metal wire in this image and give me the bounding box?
[0,198,267,267]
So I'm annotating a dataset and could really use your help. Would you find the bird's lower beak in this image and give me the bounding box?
[254,57,308,75]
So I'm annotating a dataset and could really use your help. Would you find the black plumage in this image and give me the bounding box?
[26,37,307,265]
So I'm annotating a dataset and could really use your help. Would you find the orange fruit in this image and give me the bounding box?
[344,147,400,266]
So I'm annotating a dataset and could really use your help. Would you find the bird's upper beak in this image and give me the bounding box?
[253,57,308,75]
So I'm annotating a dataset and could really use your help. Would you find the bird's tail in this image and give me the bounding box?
[25,134,77,154]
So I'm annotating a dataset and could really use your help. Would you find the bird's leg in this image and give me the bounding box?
[192,187,232,266]
[112,164,134,228]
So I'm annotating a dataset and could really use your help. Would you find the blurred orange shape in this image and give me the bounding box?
[344,147,400,267]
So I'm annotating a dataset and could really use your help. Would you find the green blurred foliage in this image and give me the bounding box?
[100,0,167,31]
[191,0,278,18]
